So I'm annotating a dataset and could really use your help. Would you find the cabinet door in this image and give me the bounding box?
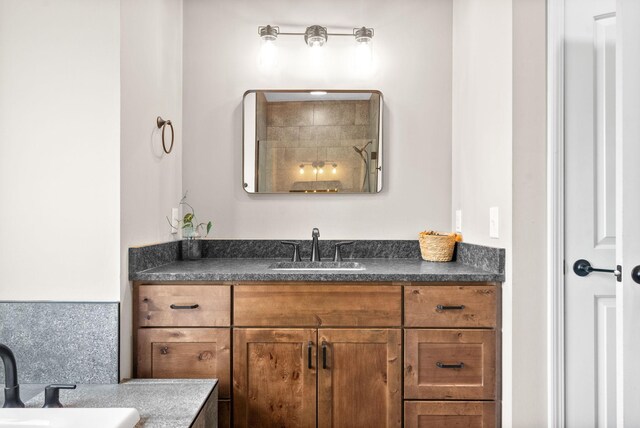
[318,329,401,428]
[137,328,230,398]
[233,329,317,428]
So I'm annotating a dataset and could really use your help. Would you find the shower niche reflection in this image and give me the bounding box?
[242,90,383,193]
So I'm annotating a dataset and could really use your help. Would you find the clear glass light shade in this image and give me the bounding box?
[355,41,373,70]
[305,26,328,48]
[259,38,277,70]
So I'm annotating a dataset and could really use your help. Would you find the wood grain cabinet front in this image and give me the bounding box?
[404,284,497,328]
[133,281,501,427]
[137,285,231,327]
[233,328,317,428]
[404,401,496,428]
[234,284,401,327]
[404,329,496,400]
[137,328,231,399]
[317,329,402,428]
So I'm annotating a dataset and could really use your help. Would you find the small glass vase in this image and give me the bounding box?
[181,237,203,261]
[181,227,202,260]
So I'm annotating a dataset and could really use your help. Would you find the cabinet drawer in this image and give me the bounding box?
[137,328,231,398]
[404,401,496,428]
[234,284,401,327]
[404,329,496,400]
[137,285,230,327]
[404,284,497,328]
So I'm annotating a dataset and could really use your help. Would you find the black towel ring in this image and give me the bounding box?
[157,116,174,154]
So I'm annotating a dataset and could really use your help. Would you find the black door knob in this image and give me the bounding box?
[632,265,640,284]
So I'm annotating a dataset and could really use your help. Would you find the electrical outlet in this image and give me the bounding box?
[489,207,499,239]
[455,210,462,233]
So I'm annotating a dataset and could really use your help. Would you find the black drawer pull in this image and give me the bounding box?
[170,304,199,310]
[436,362,464,369]
[322,341,328,369]
[307,341,313,369]
[436,304,465,310]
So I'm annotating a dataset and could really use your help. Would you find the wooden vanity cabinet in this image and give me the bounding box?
[317,329,402,428]
[134,283,232,427]
[233,329,318,428]
[404,402,496,428]
[134,281,500,427]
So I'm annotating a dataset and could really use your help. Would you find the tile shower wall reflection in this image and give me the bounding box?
[257,95,380,192]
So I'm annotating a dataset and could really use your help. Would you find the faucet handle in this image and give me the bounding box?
[43,384,76,408]
[333,241,354,262]
[281,241,302,262]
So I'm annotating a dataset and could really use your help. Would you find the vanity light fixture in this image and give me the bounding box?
[305,25,328,47]
[298,161,338,175]
[258,24,374,48]
[310,91,327,96]
[354,27,374,44]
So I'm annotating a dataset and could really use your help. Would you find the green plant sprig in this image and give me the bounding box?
[166,193,213,238]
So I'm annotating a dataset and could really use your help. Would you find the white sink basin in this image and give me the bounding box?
[0,408,140,428]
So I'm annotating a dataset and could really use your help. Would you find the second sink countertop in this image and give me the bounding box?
[22,379,218,428]
[130,258,504,283]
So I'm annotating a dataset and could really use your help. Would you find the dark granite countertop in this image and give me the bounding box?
[130,257,504,282]
[20,379,218,428]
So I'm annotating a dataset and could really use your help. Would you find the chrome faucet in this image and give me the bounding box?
[311,228,321,262]
[1,343,24,408]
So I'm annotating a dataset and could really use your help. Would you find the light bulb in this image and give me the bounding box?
[355,42,372,70]
[259,39,277,71]
[299,164,305,174]
[313,168,318,174]
[332,167,337,174]
[319,168,324,174]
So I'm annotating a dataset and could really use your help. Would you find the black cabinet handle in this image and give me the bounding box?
[307,341,313,369]
[436,305,465,310]
[322,341,328,369]
[170,304,199,310]
[436,362,464,369]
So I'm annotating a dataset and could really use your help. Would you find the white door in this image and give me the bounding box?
[565,0,618,426]
[615,0,640,424]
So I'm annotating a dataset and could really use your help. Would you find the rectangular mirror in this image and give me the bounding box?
[243,90,383,193]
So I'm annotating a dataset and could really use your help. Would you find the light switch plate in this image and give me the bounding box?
[489,207,499,239]
[170,207,179,234]
[455,210,462,233]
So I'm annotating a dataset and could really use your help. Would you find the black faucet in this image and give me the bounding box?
[311,228,321,262]
[0,343,24,408]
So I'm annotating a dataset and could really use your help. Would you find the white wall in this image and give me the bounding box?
[0,0,121,302]
[182,0,453,239]
[452,0,548,426]
[451,0,513,424]
[120,0,184,378]
[512,0,547,425]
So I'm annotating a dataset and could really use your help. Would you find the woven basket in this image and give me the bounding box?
[418,232,456,262]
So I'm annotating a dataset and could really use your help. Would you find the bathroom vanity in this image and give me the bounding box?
[130,240,504,428]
